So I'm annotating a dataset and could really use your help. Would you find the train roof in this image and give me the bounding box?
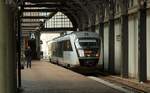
[59,31,98,38]
[48,31,99,42]
[72,31,99,38]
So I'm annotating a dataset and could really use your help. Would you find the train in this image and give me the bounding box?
[48,31,101,68]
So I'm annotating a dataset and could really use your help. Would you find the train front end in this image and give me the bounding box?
[75,32,100,67]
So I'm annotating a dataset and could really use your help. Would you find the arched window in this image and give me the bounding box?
[45,12,73,28]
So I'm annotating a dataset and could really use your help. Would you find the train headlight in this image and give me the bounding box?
[78,50,84,57]
[87,54,90,57]
[96,53,99,57]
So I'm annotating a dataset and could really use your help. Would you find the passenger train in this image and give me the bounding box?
[48,31,101,68]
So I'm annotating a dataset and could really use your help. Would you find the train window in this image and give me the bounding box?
[54,42,58,56]
[63,40,73,51]
[79,39,98,47]
[63,41,67,51]
[66,41,70,49]
[51,42,56,56]
[79,42,97,47]
[57,41,63,57]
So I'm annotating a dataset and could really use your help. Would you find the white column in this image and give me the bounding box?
[147,9,150,80]
[128,14,139,79]
[114,19,122,74]
[104,23,109,71]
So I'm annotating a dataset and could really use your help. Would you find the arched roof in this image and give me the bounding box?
[21,0,103,33]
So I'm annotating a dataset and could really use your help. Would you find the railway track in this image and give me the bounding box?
[70,68,147,93]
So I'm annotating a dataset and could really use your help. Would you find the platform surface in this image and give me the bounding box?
[21,60,124,93]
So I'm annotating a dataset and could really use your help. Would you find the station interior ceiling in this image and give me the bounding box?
[20,0,101,35]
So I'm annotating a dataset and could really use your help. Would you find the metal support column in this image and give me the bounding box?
[138,1,147,82]
[0,1,17,93]
[17,6,22,88]
[108,19,115,74]
[108,0,115,74]
[120,0,129,78]
[36,31,41,60]
[121,15,128,78]
[99,3,105,70]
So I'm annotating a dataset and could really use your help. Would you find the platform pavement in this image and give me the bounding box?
[21,60,124,93]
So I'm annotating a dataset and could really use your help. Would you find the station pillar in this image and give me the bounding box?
[108,19,115,74]
[0,1,17,93]
[120,0,129,78]
[121,14,128,78]
[108,0,115,74]
[138,1,147,82]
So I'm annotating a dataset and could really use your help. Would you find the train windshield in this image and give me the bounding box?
[79,40,97,47]
[75,38,99,49]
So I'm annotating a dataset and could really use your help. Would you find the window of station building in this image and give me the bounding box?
[128,0,134,8]
[105,8,108,17]
[45,12,73,28]
[115,3,120,13]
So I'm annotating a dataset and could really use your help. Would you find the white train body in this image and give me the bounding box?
[48,31,100,67]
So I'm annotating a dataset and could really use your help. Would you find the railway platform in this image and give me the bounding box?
[20,60,125,93]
